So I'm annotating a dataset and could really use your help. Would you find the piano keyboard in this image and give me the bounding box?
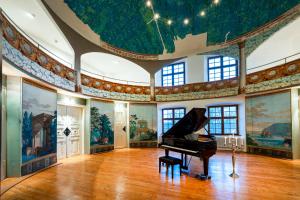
[161,145,199,154]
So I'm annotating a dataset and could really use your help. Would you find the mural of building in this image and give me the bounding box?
[21,82,57,175]
[129,104,157,147]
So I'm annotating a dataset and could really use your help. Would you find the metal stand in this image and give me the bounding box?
[224,136,244,179]
[229,147,239,178]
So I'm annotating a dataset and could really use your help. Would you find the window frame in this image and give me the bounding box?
[162,107,186,133]
[207,105,239,135]
[161,62,186,86]
[207,56,238,82]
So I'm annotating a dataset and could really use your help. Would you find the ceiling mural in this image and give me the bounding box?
[64,0,300,55]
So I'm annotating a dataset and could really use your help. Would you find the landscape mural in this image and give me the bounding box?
[246,91,292,152]
[22,83,57,164]
[90,100,114,152]
[129,104,157,143]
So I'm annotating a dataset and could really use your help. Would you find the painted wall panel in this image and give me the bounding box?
[21,82,57,175]
[90,100,114,153]
[129,103,157,147]
[246,91,292,158]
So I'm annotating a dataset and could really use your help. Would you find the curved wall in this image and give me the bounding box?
[247,16,300,73]
[2,12,300,102]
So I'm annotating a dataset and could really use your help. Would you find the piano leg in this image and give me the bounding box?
[196,157,211,180]
[181,153,189,170]
[165,149,169,157]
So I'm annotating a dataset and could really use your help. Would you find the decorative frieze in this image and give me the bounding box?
[246,59,300,93]
[155,78,239,95]
[81,74,151,95]
[101,41,158,61]
[2,14,75,82]
[156,87,239,101]
[82,85,151,102]
[3,39,75,91]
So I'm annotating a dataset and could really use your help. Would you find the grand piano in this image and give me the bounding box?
[159,108,217,180]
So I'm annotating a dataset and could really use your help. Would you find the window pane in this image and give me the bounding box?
[209,107,222,117]
[162,63,185,86]
[209,105,238,135]
[208,56,237,81]
[174,108,185,118]
[163,109,173,119]
[162,75,173,86]
[224,118,237,134]
[163,108,186,133]
[163,120,173,132]
[224,106,237,117]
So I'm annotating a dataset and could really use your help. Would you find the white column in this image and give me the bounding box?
[291,88,300,159]
[238,41,246,93]
[74,53,81,92]
[150,73,155,101]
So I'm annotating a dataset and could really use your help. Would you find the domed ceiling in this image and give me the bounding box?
[64,0,299,55]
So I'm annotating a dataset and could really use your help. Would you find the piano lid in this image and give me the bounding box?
[162,108,208,138]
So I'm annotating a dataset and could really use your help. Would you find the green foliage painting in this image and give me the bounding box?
[129,104,157,142]
[64,0,300,54]
[90,102,114,146]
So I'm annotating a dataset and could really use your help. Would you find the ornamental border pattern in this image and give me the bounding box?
[101,41,158,61]
[82,85,151,102]
[155,78,239,95]
[156,87,239,102]
[246,58,300,93]
[246,73,300,94]
[1,14,76,82]
[81,74,151,95]
[3,39,75,91]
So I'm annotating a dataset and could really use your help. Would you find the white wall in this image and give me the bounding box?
[247,16,300,73]
[155,55,208,86]
[157,95,246,150]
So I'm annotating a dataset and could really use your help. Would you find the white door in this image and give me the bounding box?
[114,103,128,149]
[57,105,82,160]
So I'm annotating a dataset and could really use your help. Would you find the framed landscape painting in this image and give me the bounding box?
[246,91,292,154]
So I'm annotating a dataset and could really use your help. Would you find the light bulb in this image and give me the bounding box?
[183,18,189,25]
[213,0,219,4]
[167,19,172,25]
[154,13,160,20]
[200,11,205,16]
[146,0,151,7]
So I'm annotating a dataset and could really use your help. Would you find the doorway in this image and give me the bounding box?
[114,102,128,149]
[57,105,83,160]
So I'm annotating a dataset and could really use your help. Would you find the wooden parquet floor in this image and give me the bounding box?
[1,148,300,200]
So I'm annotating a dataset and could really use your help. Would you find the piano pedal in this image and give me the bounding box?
[195,174,211,180]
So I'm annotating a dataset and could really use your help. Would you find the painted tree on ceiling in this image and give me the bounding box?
[64,0,300,54]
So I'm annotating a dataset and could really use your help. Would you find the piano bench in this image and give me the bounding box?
[159,156,182,179]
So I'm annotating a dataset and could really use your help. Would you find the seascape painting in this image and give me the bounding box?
[90,100,114,147]
[246,91,292,151]
[129,104,157,142]
[22,83,57,164]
